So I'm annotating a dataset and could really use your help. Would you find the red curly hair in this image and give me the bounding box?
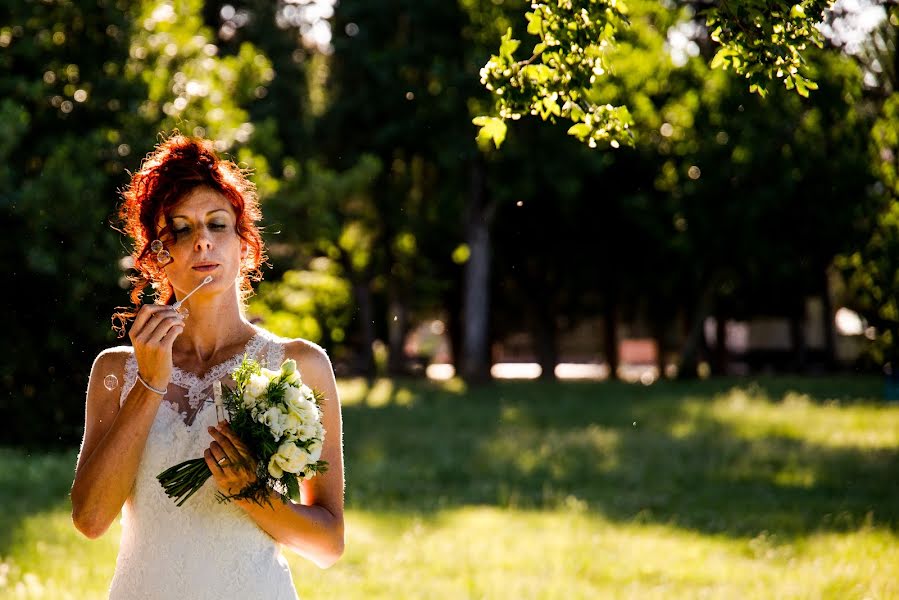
[112,134,266,336]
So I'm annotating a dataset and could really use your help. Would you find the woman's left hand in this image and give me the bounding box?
[205,421,258,497]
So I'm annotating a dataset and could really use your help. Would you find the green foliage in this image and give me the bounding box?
[707,0,831,98]
[0,0,279,446]
[126,0,273,152]
[476,1,635,149]
[836,93,899,364]
[249,258,354,347]
[0,0,145,445]
[478,0,838,148]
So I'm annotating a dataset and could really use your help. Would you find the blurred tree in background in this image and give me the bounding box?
[1,0,896,445]
[1,0,274,445]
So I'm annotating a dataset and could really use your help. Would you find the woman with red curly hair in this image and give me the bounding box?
[70,135,345,598]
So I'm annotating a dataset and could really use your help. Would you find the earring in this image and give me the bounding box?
[150,239,171,266]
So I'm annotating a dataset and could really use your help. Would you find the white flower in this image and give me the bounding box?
[246,373,269,399]
[307,438,323,462]
[268,456,284,478]
[268,441,310,476]
[261,406,286,440]
[242,388,262,409]
[297,423,318,441]
[280,359,300,385]
[283,385,302,406]
[284,389,318,424]
[261,367,279,380]
[281,413,301,439]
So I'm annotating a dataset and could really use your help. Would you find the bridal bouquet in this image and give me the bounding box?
[157,357,328,506]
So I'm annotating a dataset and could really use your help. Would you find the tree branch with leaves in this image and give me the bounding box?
[476,0,836,148]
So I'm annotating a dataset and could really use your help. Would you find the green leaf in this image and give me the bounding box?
[710,49,730,71]
[474,116,508,149]
[285,475,301,501]
[567,123,592,140]
[526,12,543,36]
[499,28,520,62]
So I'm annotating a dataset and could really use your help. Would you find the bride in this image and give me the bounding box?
[70,135,344,599]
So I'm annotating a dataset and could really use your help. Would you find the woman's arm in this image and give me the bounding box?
[206,340,345,568]
[70,349,163,538]
[71,305,185,538]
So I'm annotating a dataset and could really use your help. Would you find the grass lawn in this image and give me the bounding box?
[1,376,897,599]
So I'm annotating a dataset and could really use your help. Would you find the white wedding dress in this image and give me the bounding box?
[108,327,300,600]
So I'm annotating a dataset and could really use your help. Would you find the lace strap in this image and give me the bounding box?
[265,338,286,370]
[120,352,138,407]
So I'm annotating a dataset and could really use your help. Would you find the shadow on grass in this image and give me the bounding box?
[1,376,894,555]
[342,376,899,540]
[0,448,78,554]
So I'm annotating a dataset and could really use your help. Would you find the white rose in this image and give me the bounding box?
[307,438,323,462]
[285,390,317,423]
[261,407,286,439]
[242,390,260,409]
[267,455,284,478]
[283,385,302,406]
[281,413,301,439]
[297,423,317,441]
[245,374,269,398]
[280,359,297,375]
[302,401,320,425]
[269,441,310,475]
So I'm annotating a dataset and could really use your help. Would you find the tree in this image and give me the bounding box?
[476,0,836,148]
[0,0,275,445]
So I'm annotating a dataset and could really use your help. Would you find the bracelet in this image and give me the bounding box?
[136,372,168,395]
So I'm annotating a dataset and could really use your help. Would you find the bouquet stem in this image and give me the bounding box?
[157,458,212,506]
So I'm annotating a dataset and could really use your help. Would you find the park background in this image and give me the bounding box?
[2,0,898,597]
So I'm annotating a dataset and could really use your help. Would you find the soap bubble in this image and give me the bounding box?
[150,240,164,253]
[103,374,119,391]
[156,249,171,264]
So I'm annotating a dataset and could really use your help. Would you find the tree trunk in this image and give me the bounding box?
[713,313,728,376]
[445,283,464,372]
[820,270,836,370]
[603,297,619,381]
[677,282,716,379]
[789,303,807,372]
[461,158,492,383]
[534,309,558,381]
[651,317,666,378]
[353,280,376,380]
[387,295,409,375]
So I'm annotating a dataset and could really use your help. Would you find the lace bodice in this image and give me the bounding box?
[122,330,280,425]
[109,327,298,600]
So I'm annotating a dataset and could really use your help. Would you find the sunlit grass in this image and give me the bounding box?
[2,376,897,599]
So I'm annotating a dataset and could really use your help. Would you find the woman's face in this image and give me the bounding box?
[159,186,246,300]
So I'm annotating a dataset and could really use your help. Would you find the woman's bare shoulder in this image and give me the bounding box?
[281,339,334,383]
[282,338,329,365]
[91,345,133,375]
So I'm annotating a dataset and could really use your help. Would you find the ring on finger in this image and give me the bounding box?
[217,456,228,466]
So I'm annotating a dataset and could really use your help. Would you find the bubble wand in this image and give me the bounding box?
[173,276,213,313]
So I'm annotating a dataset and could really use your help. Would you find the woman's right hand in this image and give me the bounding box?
[128,305,185,392]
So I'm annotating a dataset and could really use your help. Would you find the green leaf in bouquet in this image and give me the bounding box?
[231,355,262,387]
[284,475,301,502]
